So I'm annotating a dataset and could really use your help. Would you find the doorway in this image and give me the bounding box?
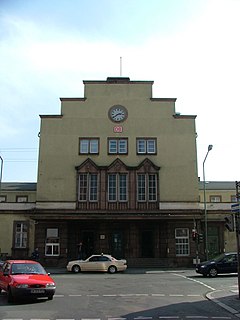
[111,232,124,258]
[141,230,154,258]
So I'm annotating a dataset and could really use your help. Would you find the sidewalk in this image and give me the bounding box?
[206,286,240,317]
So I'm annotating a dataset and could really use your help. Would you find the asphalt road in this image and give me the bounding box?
[0,269,239,320]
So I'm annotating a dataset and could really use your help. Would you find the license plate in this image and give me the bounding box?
[31,289,45,294]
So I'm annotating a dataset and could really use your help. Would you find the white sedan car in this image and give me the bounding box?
[66,254,127,274]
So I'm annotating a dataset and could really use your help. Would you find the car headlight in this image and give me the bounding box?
[16,284,29,288]
[46,283,56,288]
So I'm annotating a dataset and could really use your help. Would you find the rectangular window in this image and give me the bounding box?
[175,228,189,256]
[45,228,60,256]
[137,174,157,202]
[16,196,28,203]
[148,174,157,201]
[137,138,157,154]
[137,174,146,201]
[14,222,28,248]
[108,174,117,201]
[108,173,128,202]
[210,195,221,203]
[78,173,98,202]
[0,195,6,202]
[79,138,99,154]
[108,138,128,154]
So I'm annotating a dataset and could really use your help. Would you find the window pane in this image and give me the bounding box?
[108,174,117,201]
[119,140,127,154]
[15,222,27,248]
[90,139,98,153]
[149,174,157,201]
[137,140,146,153]
[147,140,156,153]
[138,174,146,201]
[80,140,89,153]
[109,140,117,153]
[89,174,98,201]
[79,173,88,201]
[119,174,127,201]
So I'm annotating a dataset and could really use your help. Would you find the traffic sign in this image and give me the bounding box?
[231,203,240,213]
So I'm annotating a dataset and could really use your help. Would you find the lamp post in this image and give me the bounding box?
[203,145,213,261]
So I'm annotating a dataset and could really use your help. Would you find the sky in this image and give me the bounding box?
[0,0,240,182]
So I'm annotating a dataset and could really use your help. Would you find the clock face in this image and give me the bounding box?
[108,105,128,123]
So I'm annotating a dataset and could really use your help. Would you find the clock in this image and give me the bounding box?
[108,105,128,123]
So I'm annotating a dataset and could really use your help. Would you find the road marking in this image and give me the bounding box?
[173,273,215,291]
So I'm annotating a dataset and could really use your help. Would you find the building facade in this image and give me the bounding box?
[0,77,237,267]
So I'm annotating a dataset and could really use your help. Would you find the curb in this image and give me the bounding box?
[206,290,240,318]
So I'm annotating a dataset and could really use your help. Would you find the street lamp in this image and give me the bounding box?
[203,144,213,261]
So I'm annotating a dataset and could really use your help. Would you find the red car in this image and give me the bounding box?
[0,260,56,302]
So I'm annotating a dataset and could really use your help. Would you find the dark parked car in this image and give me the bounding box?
[196,252,238,277]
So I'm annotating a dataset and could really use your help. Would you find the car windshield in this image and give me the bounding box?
[11,263,47,275]
[212,253,229,262]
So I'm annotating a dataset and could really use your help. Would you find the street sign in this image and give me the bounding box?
[231,203,240,212]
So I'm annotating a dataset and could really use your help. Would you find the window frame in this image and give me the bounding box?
[108,173,128,202]
[136,138,157,155]
[137,173,157,202]
[45,228,60,257]
[210,195,222,203]
[13,221,28,249]
[0,195,6,202]
[16,196,28,203]
[78,173,99,202]
[175,228,189,256]
[79,138,99,155]
[108,138,128,155]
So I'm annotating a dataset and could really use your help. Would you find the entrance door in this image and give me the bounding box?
[111,232,124,258]
[82,231,94,259]
[141,230,154,258]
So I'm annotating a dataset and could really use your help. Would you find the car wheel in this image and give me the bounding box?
[72,264,81,273]
[208,267,218,277]
[108,265,117,274]
[7,287,14,303]
[48,295,53,300]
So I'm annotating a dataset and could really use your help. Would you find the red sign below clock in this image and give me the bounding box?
[114,126,123,133]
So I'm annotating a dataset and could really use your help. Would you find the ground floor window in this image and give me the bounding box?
[14,221,28,248]
[175,228,189,256]
[45,228,60,256]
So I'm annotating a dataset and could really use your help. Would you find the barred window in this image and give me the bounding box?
[175,228,189,256]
